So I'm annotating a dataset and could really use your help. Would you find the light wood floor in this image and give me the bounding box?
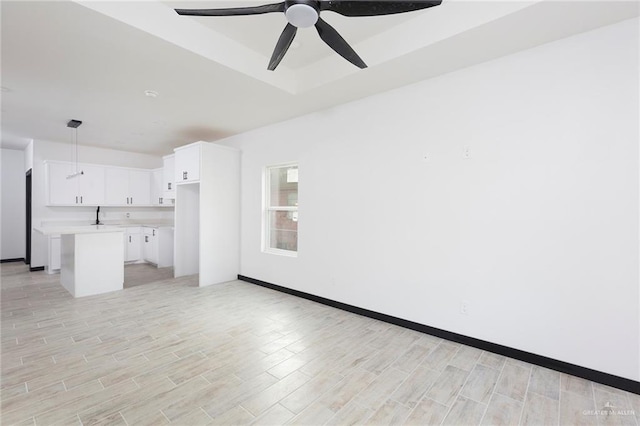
[1,262,638,425]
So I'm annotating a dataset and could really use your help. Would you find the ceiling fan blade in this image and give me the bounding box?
[315,18,367,69]
[268,23,298,71]
[175,2,285,16]
[320,1,441,17]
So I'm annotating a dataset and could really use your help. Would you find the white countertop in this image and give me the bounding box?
[35,225,126,236]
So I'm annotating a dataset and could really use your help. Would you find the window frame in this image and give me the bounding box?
[263,163,298,257]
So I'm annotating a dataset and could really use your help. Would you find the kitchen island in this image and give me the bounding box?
[35,225,125,297]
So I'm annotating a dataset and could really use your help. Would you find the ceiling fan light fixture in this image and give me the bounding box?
[285,4,318,28]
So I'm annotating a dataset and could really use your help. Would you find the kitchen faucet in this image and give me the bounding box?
[95,206,102,225]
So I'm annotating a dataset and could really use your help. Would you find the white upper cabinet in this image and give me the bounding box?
[45,161,105,206]
[105,167,151,206]
[129,170,151,206]
[78,165,106,205]
[105,168,129,205]
[162,154,175,199]
[174,143,201,183]
[151,168,163,206]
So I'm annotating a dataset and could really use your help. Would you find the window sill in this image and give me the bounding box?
[263,248,298,258]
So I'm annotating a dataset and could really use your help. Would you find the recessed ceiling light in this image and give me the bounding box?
[144,90,159,98]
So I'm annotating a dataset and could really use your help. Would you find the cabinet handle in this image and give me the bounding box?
[80,196,83,204]
[153,229,155,236]
[75,196,78,204]
[129,235,131,243]
[159,197,162,205]
[168,182,172,190]
[131,197,133,204]
[183,171,187,180]
[145,236,149,243]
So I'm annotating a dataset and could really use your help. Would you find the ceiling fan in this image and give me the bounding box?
[175,1,442,71]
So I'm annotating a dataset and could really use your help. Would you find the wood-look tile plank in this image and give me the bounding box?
[325,401,374,426]
[3,380,103,425]
[200,372,279,418]
[420,342,459,372]
[353,367,409,410]
[250,403,295,425]
[390,365,440,408]
[561,373,593,399]
[494,362,530,402]
[448,345,483,372]
[477,352,506,370]
[35,379,138,425]
[480,392,522,425]
[280,371,344,414]
[392,343,436,373]
[209,405,255,425]
[521,392,559,426]
[119,376,210,424]
[460,364,501,404]
[166,407,213,425]
[241,370,312,416]
[161,373,243,421]
[78,378,175,425]
[529,366,561,400]
[424,365,470,407]
[559,390,597,425]
[442,395,487,426]
[366,398,413,425]
[403,398,449,426]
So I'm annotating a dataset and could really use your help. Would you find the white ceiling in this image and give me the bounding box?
[1,1,638,156]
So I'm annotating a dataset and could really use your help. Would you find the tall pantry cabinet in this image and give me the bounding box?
[173,141,240,287]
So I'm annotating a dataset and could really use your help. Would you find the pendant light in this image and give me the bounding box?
[66,119,84,179]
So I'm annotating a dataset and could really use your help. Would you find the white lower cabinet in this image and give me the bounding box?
[124,227,142,262]
[47,236,61,273]
[142,227,174,267]
[48,225,172,269]
[142,227,158,265]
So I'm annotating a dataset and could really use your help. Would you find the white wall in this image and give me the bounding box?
[30,140,172,267]
[222,18,640,381]
[1,148,27,260]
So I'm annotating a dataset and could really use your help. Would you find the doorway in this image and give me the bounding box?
[26,169,31,265]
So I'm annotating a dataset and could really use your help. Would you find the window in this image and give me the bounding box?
[264,164,298,256]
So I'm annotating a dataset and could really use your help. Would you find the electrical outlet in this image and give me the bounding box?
[126,212,130,219]
[463,145,471,159]
[460,301,469,315]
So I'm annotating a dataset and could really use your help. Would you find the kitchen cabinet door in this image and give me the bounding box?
[174,144,200,183]
[47,162,78,205]
[163,155,175,198]
[129,170,151,206]
[105,168,129,205]
[125,230,141,262]
[78,165,105,206]
[143,228,158,264]
[151,168,163,206]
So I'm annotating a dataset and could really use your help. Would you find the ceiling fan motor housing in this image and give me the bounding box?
[285,0,320,27]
